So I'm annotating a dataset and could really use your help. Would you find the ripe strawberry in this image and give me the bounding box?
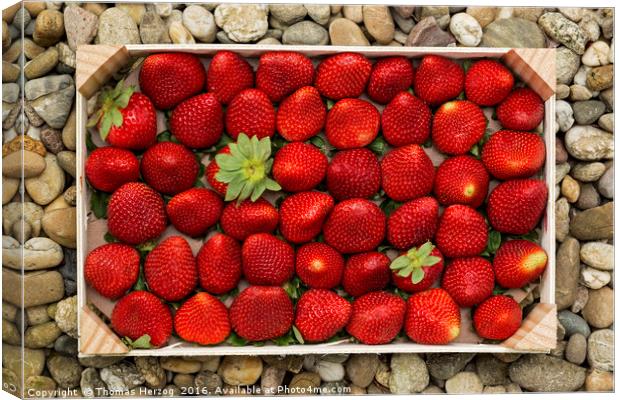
[206,145,230,196]
[325,99,380,149]
[166,188,223,237]
[279,191,334,244]
[169,93,224,149]
[487,179,548,235]
[174,292,230,345]
[220,198,279,241]
[473,295,522,340]
[225,89,276,140]
[493,239,548,289]
[296,242,344,289]
[144,236,198,302]
[326,149,381,201]
[276,86,326,142]
[206,50,254,105]
[242,233,294,286]
[414,55,464,106]
[272,142,328,192]
[111,291,173,347]
[256,51,315,102]
[387,197,439,250]
[441,257,495,307]
[323,199,386,254]
[381,91,432,147]
[229,286,294,342]
[381,144,435,202]
[405,288,461,345]
[367,57,415,104]
[197,233,242,295]
[84,243,140,299]
[85,147,140,192]
[295,289,352,343]
[315,52,372,100]
[342,252,391,297]
[435,204,488,258]
[140,142,199,195]
[139,52,206,109]
[464,59,514,106]
[496,88,544,131]
[107,182,167,245]
[481,130,546,180]
[434,155,489,208]
[346,291,406,345]
[432,100,487,155]
[391,242,444,294]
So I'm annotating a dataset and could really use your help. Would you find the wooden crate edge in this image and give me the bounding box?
[76,44,130,99]
[80,305,129,355]
[501,303,557,351]
[501,48,556,101]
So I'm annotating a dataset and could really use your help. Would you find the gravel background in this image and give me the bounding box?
[1,2,614,397]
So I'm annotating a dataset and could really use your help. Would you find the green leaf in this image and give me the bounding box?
[157,131,173,142]
[390,255,411,271]
[462,59,473,72]
[380,199,402,216]
[326,99,335,110]
[309,136,325,149]
[123,334,153,349]
[104,232,117,243]
[486,230,502,254]
[133,269,147,291]
[90,190,110,219]
[115,86,135,109]
[99,113,113,140]
[410,267,425,284]
[226,332,248,347]
[264,178,282,192]
[469,143,480,158]
[272,330,297,346]
[110,107,123,127]
[85,133,98,151]
[86,110,103,128]
[397,266,413,277]
[292,326,305,344]
[197,163,206,178]
[417,241,434,259]
[368,137,388,155]
[422,255,441,267]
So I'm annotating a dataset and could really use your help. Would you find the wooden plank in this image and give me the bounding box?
[502,303,557,351]
[502,48,556,101]
[80,305,128,355]
[76,44,130,99]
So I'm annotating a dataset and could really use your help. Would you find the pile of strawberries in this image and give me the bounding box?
[84,50,549,349]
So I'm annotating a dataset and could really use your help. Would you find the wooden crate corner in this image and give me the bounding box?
[80,305,129,355]
[501,48,556,101]
[76,44,130,99]
[501,302,557,351]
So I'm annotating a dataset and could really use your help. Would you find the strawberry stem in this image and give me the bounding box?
[389,241,441,284]
[93,79,136,141]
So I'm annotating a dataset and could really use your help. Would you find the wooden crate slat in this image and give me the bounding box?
[502,303,557,351]
[80,305,128,354]
[501,48,556,101]
[76,44,131,99]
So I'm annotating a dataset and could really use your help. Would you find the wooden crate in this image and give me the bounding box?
[76,44,557,357]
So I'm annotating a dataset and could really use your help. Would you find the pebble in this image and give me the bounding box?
[155,3,172,17]
[465,7,497,28]
[47,353,82,389]
[559,310,592,338]
[214,4,268,43]
[102,362,145,392]
[391,10,414,33]
[29,80,75,129]
[260,366,285,395]
[415,6,450,29]
[305,5,330,25]
[555,238,581,310]
[343,5,363,23]
[556,46,581,85]
[427,353,475,380]
[63,5,98,51]
[218,356,263,386]
[2,177,19,205]
[3,344,46,379]
[79,356,125,369]
[346,354,379,388]
[582,286,614,328]
[262,355,304,373]
[289,372,320,394]
[508,354,585,392]
[270,4,307,25]
[561,175,580,203]
[572,100,606,125]
[557,84,570,99]
[570,202,613,240]
[597,164,613,198]
[160,357,201,374]
[40,127,64,154]
[80,368,106,398]
[2,319,20,345]
[581,266,610,289]
[389,354,429,394]
[587,329,613,371]
[570,85,592,101]
[449,13,482,47]
[363,6,395,45]
[475,354,509,386]
[571,162,606,182]
[555,198,570,242]
[2,61,19,82]
[559,7,584,22]
[538,12,587,54]
[585,369,613,391]
[169,20,195,44]
[555,162,571,185]
[571,286,589,314]
[598,113,613,132]
[56,42,76,70]
[139,9,167,44]
[116,3,145,25]
[54,334,78,356]
[42,207,76,248]
[33,9,64,47]
[582,41,611,67]
[24,47,58,80]
[565,333,587,365]
[564,125,614,161]
[445,372,483,394]
[24,320,62,348]
[512,7,544,21]
[54,295,77,338]
[406,16,455,47]
[580,242,614,270]
[328,18,369,46]
[182,5,216,43]
[97,7,140,45]
[283,21,329,45]
[3,149,46,178]
[587,65,613,91]
[134,357,166,390]
[25,154,65,206]
[577,184,601,209]
[194,371,223,394]
[62,107,76,151]
[481,18,546,48]
[25,375,57,398]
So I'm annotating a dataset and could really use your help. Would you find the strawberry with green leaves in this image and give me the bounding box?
[111,291,173,348]
[85,147,140,193]
[493,239,548,289]
[405,288,461,345]
[206,145,230,196]
[473,295,522,340]
[346,291,406,345]
[295,289,352,343]
[390,242,444,294]
[174,292,230,345]
[342,252,391,297]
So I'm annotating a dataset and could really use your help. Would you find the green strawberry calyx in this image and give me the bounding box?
[122,334,153,349]
[214,133,281,202]
[389,241,441,284]
[87,79,135,141]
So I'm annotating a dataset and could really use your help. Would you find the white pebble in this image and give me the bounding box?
[449,13,482,47]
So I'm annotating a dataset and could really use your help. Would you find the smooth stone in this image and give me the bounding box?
[283,21,329,45]
[47,353,82,389]
[315,360,345,382]
[54,296,77,338]
[579,15,601,42]
[256,37,281,45]
[31,85,75,129]
[25,375,57,398]
[557,84,571,99]
[555,238,581,310]
[2,61,19,82]
[140,9,167,44]
[289,372,320,393]
[539,12,587,54]
[80,368,106,398]
[342,5,363,23]
[481,18,546,48]
[269,4,307,25]
[329,18,369,45]
[445,372,483,394]
[79,356,125,369]
[194,371,223,394]
[24,321,62,348]
[214,4,268,43]
[2,268,64,307]
[392,10,415,34]
[565,333,587,365]
[582,41,611,67]
[182,5,215,43]
[581,266,611,289]
[556,47,581,85]
[57,149,76,177]
[3,344,46,378]
[572,100,606,125]
[556,162,571,185]
[172,373,194,390]
[305,5,330,25]
[427,353,475,380]
[97,7,140,45]
[577,183,601,210]
[363,6,395,44]
[155,3,172,17]
[24,47,58,79]
[40,127,64,154]
[33,9,64,47]
[116,3,145,25]
[218,356,263,386]
[585,369,613,391]
[511,7,544,21]
[4,235,64,272]
[570,84,593,101]
[597,164,613,199]
[389,354,429,394]
[160,357,202,374]
[559,310,592,339]
[24,2,46,17]
[3,150,46,178]
[415,6,450,29]
[475,354,509,385]
[260,366,285,395]
[346,354,379,388]
[261,355,304,373]
[62,107,76,151]
[405,16,455,47]
[25,154,65,206]
[2,177,19,204]
[571,162,606,182]
[54,334,78,356]
[64,5,98,51]
[561,175,580,203]
[582,287,614,328]
[42,207,77,248]
[3,82,19,103]
[449,12,482,46]
[101,362,145,392]
[586,65,613,91]
[598,113,613,132]
[135,357,166,390]
[508,354,585,392]
[580,242,614,270]
[564,126,613,161]
[570,202,613,240]
[555,198,570,242]
[465,7,497,28]
[587,329,613,371]
[2,319,20,345]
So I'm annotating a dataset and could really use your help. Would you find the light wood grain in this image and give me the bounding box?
[80,305,128,354]
[76,44,130,99]
[502,303,557,351]
[502,48,556,101]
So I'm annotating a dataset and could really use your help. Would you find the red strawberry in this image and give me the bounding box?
[391,242,444,294]
[230,286,294,342]
[85,147,140,192]
[276,86,326,142]
[381,91,432,147]
[464,59,514,106]
[279,191,334,244]
[323,199,386,254]
[387,197,439,250]
[296,242,344,289]
[140,142,199,195]
[487,179,548,235]
[107,182,167,245]
[206,50,254,105]
[295,289,352,343]
[315,52,372,100]
[496,88,544,131]
[169,93,224,149]
[197,233,242,295]
[166,188,223,237]
[326,149,381,201]
[493,239,548,288]
[481,130,546,180]
[84,243,140,299]
[432,100,487,155]
[441,257,495,307]
[242,233,294,286]
[225,89,276,140]
[174,292,230,345]
[346,291,406,345]
[414,55,464,106]
[220,198,279,241]
[405,288,461,345]
[139,52,206,110]
[342,252,391,297]
[435,204,488,258]
[367,57,415,104]
[434,155,489,208]
[272,142,328,192]
[473,295,522,340]
[144,236,198,302]
[381,144,435,202]
[206,145,230,196]
[256,51,315,102]
[111,291,173,347]
[325,99,380,149]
